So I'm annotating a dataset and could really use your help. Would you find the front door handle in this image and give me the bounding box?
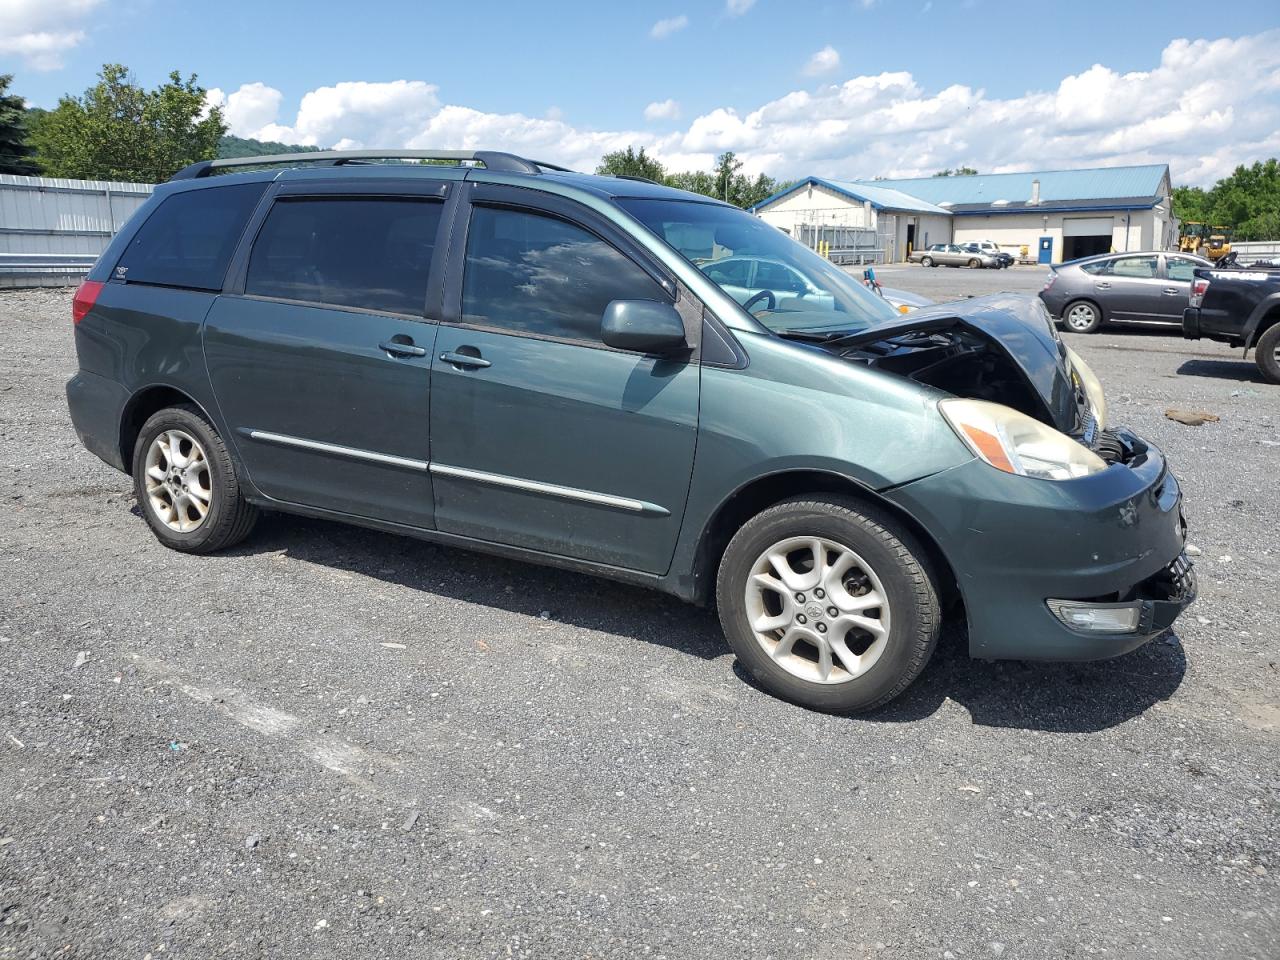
[440,350,491,369]
[1095,282,1112,289]
[380,339,427,358]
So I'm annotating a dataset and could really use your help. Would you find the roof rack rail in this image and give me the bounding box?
[169,149,563,181]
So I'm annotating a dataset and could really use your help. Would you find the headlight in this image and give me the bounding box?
[939,398,1107,481]
[1064,346,1107,428]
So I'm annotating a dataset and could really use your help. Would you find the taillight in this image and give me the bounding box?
[1189,277,1210,308]
[1042,272,1056,291]
[71,280,104,324]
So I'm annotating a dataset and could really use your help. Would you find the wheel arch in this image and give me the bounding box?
[119,384,217,475]
[1243,299,1280,350]
[690,468,962,614]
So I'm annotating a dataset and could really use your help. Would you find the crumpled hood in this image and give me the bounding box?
[842,292,1084,433]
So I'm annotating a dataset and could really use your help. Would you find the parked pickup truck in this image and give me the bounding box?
[1182,266,1280,383]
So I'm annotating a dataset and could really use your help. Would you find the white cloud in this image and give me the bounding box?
[650,15,688,39]
[0,0,102,70]
[726,0,756,15]
[804,45,841,76]
[213,30,1280,188]
[644,99,681,121]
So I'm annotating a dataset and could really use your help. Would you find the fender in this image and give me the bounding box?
[1242,291,1280,351]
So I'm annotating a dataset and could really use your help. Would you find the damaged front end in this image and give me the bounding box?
[820,293,1126,463]
[803,293,1196,660]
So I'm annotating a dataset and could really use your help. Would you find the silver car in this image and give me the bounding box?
[908,243,999,269]
[1039,251,1213,333]
[700,255,835,310]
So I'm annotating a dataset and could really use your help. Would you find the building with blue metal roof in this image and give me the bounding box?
[752,164,1174,265]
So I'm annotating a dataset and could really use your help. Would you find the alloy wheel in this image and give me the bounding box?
[743,536,891,684]
[143,429,213,533]
[1065,304,1098,331]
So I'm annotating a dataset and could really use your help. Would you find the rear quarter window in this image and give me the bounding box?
[114,182,268,291]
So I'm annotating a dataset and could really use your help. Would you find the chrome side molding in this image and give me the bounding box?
[246,430,429,472]
[430,463,669,516]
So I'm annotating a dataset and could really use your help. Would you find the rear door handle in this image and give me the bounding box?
[1095,282,1112,289]
[379,340,427,358]
[1163,288,1180,295]
[440,350,491,369]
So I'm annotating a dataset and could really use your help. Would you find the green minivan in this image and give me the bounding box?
[66,150,1195,712]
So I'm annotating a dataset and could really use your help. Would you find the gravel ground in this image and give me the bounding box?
[1,283,1277,960]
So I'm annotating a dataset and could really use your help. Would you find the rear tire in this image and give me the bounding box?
[920,256,934,267]
[1256,323,1280,384]
[132,404,258,554]
[716,496,941,714]
[1062,300,1102,333]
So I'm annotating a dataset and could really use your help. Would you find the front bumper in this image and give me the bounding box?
[885,428,1194,661]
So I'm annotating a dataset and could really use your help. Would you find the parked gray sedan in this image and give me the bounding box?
[1040,251,1213,333]
[908,243,999,269]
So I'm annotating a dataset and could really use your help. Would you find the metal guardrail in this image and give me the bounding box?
[0,252,98,288]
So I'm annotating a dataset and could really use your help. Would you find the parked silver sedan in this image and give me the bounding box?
[1039,251,1213,333]
[908,243,999,269]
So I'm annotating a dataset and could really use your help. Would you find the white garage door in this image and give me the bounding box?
[1063,217,1113,236]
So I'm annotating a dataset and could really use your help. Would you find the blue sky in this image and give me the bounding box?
[4,0,1280,185]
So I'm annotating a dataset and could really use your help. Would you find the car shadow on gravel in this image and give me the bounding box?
[229,513,728,661]
[235,514,1187,732]
[1175,358,1270,383]
[858,625,1188,732]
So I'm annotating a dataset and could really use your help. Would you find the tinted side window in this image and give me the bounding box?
[245,198,443,316]
[116,182,267,291]
[1111,256,1159,278]
[462,206,667,342]
[704,260,750,286]
[755,261,804,291]
[1166,258,1197,281]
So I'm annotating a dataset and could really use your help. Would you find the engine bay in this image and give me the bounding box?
[839,328,1046,422]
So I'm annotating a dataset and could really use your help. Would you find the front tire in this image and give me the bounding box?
[1256,323,1280,384]
[716,497,941,713]
[132,404,258,553]
[1063,300,1102,333]
[968,258,981,269]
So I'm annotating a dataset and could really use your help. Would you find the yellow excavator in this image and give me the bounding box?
[1179,222,1234,261]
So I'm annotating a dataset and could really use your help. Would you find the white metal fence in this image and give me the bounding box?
[1232,240,1280,261]
[0,173,154,288]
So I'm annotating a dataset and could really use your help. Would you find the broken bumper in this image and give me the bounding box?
[885,428,1194,661]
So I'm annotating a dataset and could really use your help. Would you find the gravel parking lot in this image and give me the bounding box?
[1,282,1277,959]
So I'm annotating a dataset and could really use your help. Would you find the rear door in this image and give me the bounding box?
[1093,254,1164,322]
[204,180,450,527]
[427,184,701,575]
[1158,255,1203,324]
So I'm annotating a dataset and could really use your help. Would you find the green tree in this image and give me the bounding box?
[1171,185,1210,225]
[30,64,226,182]
[665,169,717,197]
[713,151,744,202]
[932,166,978,177]
[596,145,786,209]
[1173,160,1280,241]
[596,145,666,182]
[0,75,38,175]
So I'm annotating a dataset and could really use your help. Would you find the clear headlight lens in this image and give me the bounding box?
[939,398,1108,481]
[1064,346,1107,429]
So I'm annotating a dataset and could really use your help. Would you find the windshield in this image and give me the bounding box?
[616,197,898,335]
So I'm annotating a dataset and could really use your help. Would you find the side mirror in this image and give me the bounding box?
[600,300,689,356]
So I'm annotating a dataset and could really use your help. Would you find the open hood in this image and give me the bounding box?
[830,293,1087,435]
